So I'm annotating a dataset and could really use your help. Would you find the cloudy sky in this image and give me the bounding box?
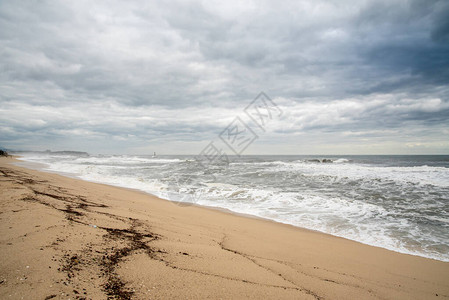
[1,0,448,155]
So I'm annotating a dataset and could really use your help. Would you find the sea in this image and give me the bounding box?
[15,152,449,262]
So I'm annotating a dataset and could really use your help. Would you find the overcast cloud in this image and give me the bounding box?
[1,0,448,154]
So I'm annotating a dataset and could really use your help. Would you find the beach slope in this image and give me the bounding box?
[1,157,448,299]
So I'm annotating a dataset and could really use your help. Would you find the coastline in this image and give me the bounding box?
[1,156,448,299]
[12,157,272,223]
[13,154,449,262]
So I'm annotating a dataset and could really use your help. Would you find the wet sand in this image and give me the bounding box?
[1,156,448,299]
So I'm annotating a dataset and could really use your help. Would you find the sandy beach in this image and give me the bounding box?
[0,156,448,299]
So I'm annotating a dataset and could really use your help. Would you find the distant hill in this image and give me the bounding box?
[8,150,89,156]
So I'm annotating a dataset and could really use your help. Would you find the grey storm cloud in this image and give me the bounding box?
[0,0,448,154]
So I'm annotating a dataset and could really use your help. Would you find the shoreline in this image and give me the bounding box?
[1,156,448,299]
[13,155,448,263]
[13,156,340,244]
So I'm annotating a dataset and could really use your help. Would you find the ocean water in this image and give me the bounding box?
[16,152,449,261]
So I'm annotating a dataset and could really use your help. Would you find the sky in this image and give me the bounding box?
[1,0,448,155]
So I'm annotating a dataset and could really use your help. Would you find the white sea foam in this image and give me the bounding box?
[333,158,350,163]
[269,161,449,188]
[16,153,449,262]
[195,187,448,261]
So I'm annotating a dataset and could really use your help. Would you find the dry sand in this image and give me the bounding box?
[1,156,448,299]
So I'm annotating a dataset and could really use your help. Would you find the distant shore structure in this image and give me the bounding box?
[152,152,156,158]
